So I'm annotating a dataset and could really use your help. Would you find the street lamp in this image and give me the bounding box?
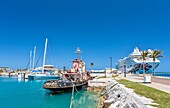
[124,63,126,77]
[110,57,112,73]
[63,66,66,73]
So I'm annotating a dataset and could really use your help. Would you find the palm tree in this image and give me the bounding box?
[141,50,149,76]
[150,50,163,76]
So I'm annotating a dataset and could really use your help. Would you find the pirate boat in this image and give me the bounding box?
[43,48,91,92]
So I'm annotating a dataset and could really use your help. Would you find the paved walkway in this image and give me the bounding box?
[120,74,170,94]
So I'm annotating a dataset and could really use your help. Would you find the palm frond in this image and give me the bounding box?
[149,49,163,60]
[157,55,164,58]
[141,50,149,60]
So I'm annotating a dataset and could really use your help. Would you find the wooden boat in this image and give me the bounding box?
[43,77,90,92]
[43,47,91,92]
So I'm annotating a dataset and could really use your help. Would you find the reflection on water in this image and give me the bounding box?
[73,91,100,108]
[0,77,100,108]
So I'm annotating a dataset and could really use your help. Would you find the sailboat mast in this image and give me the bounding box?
[30,50,32,72]
[76,47,81,60]
[42,38,48,73]
[32,46,36,69]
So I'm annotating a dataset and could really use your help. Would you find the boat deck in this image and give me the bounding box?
[43,80,88,88]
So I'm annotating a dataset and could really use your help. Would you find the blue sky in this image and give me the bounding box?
[0,0,169,71]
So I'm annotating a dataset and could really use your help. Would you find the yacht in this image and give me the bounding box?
[28,65,60,80]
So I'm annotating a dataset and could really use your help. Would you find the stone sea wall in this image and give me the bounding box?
[88,78,155,108]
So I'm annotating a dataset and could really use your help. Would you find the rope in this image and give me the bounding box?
[70,84,74,108]
[69,81,82,108]
[47,43,53,65]
[38,87,42,91]
[26,59,30,69]
[74,85,80,93]
[34,50,43,68]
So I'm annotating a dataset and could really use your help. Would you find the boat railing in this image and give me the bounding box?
[43,80,88,88]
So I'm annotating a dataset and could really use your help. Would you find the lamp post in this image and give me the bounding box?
[124,63,126,77]
[110,57,112,73]
[63,66,66,73]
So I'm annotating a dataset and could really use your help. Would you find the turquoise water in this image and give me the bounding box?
[155,72,170,77]
[0,77,100,108]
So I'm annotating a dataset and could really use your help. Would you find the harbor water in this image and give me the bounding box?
[0,77,100,108]
[155,72,170,77]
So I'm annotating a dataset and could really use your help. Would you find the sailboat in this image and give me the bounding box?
[28,38,60,80]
